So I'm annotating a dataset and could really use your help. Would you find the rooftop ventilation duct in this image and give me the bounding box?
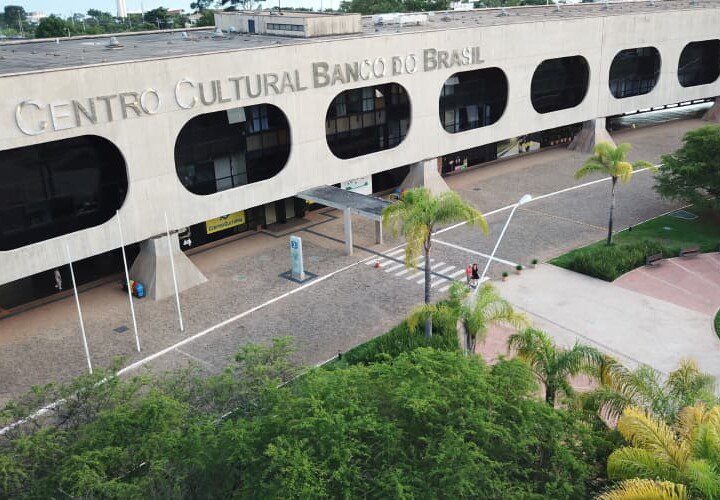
[181,31,190,40]
[228,26,237,33]
[212,27,226,38]
[106,36,123,49]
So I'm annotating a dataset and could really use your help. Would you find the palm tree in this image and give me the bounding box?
[598,404,720,499]
[383,188,488,338]
[507,328,604,406]
[585,357,717,424]
[450,282,528,353]
[574,142,653,245]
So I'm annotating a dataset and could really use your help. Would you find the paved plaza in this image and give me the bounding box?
[1,117,718,406]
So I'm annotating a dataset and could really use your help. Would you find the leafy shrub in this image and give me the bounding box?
[715,309,720,339]
[338,304,460,366]
[552,239,666,281]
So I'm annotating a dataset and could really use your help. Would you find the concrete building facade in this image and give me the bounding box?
[1,2,719,291]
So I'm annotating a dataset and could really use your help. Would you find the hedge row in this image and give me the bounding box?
[335,304,460,366]
[551,239,668,281]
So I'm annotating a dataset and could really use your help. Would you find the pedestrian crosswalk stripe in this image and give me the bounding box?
[385,248,405,258]
[448,269,467,278]
[416,262,444,284]
[406,261,433,280]
[384,262,405,273]
[394,268,411,277]
[430,277,448,288]
[436,265,456,275]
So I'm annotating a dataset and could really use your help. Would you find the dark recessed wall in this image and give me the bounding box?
[531,56,590,114]
[439,67,508,133]
[678,40,720,87]
[609,47,661,98]
[0,136,128,251]
[175,104,290,195]
[325,83,411,160]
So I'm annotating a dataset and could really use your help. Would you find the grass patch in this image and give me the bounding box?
[715,309,720,339]
[611,207,720,253]
[551,206,720,281]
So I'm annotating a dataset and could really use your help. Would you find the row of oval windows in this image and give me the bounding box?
[1,39,718,251]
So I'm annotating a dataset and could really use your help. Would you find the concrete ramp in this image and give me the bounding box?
[496,264,720,381]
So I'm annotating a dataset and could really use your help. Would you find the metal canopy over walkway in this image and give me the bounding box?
[297,185,392,255]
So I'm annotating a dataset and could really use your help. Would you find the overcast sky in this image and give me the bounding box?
[9,0,334,17]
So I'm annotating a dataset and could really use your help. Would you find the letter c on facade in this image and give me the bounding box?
[16,100,48,136]
[175,79,197,110]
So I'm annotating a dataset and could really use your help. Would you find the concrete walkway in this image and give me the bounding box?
[495,264,720,381]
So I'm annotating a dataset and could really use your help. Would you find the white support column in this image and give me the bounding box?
[375,220,383,245]
[568,118,616,153]
[129,233,207,302]
[399,157,450,196]
[702,97,720,122]
[343,208,353,256]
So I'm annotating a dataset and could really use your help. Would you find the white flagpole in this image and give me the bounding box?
[65,243,93,374]
[164,211,184,332]
[117,211,140,352]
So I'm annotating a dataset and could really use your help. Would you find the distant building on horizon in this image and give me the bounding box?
[27,11,47,24]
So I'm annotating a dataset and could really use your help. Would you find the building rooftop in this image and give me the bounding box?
[0,0,716,77]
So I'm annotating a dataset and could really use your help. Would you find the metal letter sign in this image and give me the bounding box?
[290,235,305,280]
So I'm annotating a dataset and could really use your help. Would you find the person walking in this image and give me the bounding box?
[53,268,63,291]
[471,263,480,288]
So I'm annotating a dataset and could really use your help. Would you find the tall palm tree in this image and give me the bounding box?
[450,282,528,353]
[574,142,653,245]
[383,188,487,338]
[507,328,604,406]
[585,358,717,424]
[598,404,720,499]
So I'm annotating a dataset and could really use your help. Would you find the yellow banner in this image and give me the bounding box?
[205,211,246,234]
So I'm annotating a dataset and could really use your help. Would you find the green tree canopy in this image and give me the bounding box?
[144,7,171,27]
[34,16,69,38]
[656,124,720,214]
[340,0,448,14]
[192,0,217,11]
[2,5,26,28]
[0,343,617,497]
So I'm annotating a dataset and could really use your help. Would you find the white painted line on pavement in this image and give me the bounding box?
[384,262,405,273]
[430,277,448,288]
[433,165,656,238]
[448,269,467,278]
[417,262,445,284]
[385,248,406,258]
[436,265,456,275]
[433,239,518,267]
[394,268,411,277]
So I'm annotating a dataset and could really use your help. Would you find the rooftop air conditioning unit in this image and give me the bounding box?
[106,36,123,49]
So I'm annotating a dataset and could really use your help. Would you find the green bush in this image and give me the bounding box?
[551,239,667,281]
[338,305,460,366]
[715,309,720,340]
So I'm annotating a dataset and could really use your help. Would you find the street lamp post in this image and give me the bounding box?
[478,194,532,285]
